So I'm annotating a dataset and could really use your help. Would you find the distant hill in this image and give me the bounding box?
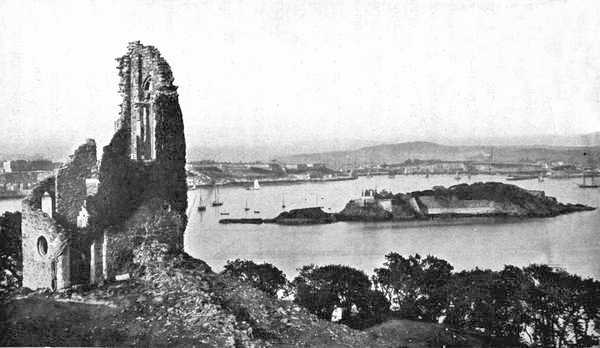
[278,141,600,168]
[447,131,600,147]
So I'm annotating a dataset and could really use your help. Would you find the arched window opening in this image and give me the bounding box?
[37,236,48,256]
[142,77,152,101]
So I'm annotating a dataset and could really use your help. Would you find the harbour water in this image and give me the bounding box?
[185,175,600,280]
[2,175,598,280]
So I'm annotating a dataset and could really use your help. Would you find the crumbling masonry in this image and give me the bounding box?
[21,42,187,290]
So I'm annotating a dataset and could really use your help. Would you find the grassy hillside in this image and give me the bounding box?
[278,141,600,168]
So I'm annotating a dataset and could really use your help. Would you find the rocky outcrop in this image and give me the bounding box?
[336,201,393,221]
[220,207,337,225]
[0,247,394,347]
[273,207,336,225]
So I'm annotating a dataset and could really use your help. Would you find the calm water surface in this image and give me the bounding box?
[2,175,598,280]
[185,175,600,280]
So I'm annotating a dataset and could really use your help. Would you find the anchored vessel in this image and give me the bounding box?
[212,185,224,206]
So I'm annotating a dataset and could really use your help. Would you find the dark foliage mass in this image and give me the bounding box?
[229,254,600,347]
[0,212,22,297]
[373,253,600,347]
[223,259,288,297]
[293,264,390,329]
[373,253,453,322]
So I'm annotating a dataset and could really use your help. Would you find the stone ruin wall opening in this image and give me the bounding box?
[21,41,188,291]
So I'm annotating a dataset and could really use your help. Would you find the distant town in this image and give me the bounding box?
[1,145,598,200]
[185,155,597,188]
[0,160,59,199]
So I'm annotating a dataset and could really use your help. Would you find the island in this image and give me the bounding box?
[220,182,595,224]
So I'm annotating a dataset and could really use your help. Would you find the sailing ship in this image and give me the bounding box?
[211,185,224,206]
[579,150,598,188]
[579,171,599,188]
[454,171,462,181]
[197,194,206,211]
[281,194,286,209]
[244,199,250,211]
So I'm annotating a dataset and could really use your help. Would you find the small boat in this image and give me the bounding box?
[195,193,207,211]
[212,185,223,206]
[247,179,261,190]
[388,173,395,179]
[425,173,430,178]
[220,212,230,216]
[253,210,260,214]
[454,172,461,181]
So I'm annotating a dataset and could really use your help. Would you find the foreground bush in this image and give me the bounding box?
[293,264,390,329]
[0,212,22,297]
[223,259,288,297]
[373,253,600,347]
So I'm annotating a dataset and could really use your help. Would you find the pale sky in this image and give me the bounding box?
[1,0,600,159]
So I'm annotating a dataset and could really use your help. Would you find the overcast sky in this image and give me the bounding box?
[1,0,600,159]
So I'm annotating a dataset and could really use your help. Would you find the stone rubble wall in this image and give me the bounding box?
[21,203,70,290]
[93,41,187,251]
[55,139,97,229]
[102,198,185,279]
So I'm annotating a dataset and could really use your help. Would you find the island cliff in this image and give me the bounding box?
[336,182,594,222]
[221,182,594,225]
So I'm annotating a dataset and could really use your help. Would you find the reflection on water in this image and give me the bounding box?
[185,175,600,280]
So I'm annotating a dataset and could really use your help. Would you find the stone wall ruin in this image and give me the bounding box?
[21,41,188,291]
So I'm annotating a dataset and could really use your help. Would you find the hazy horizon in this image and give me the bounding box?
[2,0,600,162]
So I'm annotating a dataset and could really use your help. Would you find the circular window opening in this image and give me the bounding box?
[37,236,48,256]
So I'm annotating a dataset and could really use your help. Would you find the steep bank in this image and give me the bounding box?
[0,244,485,347]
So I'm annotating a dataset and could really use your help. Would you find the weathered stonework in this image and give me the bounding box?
[21,42,187,291]
[21,202,70,290]
[94,41,187,242]
[55,139,97,229]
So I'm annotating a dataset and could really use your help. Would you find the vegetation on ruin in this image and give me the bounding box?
[0,212,22,297]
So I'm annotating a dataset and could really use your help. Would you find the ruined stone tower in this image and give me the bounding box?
[115,42,180,162]
[94,41,187,227]
[21,42,188,290]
